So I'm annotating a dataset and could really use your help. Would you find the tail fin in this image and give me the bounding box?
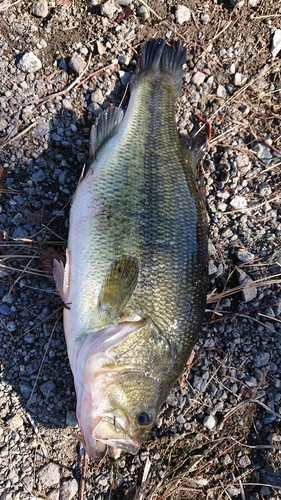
[135,39,187,94]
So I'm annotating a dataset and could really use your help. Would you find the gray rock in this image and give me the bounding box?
[200,12,210,24]
[66,411,78,427]
[271,29,281,58]
[32,169,46,182]
[116,0,132,4]
[68,52,86,74]
[203,415,216,430]
[253,351,270,368]
[209,260,218,277]
[6,414,24,430]
[260,486,271,496]
[136,5,150,21]
[236,249,255,262]
[192,71,205,86]
[59,479,78,500]
[239,454,251,468]
[34,122,50,136]
[119,70,131,86]
[37,463,60,488]
[19,380,33,399]
[91,88,104,105]
[251,141,272,164]
[217,84,226,98]
[175,5,191,25]
[6,320,16,332]
[0,304,10,316]
[244,375,257,387]
[51,132,62,142]
[100,0,120,18]
[17,52,42,73]
[236,268,257,302]
[230,195,247,210]
[47,490,59,500]
[40,380,56,398]
[226,486,241,496]
[0,119,8,132]
[32,0,48,18]
[233,73,247,86]
[259,183,272,197]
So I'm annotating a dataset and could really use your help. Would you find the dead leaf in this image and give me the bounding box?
[116,6,134,23]
[41,247,65,282]
[56,0,71,6]
[22,208,50,226]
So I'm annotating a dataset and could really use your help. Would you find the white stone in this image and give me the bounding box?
[68,52,86,74]
[217,84,226,97]
[248,0,258,6]
[233,72,247,86]
[271,29,281,58]
[192,71,205,86]
[236,249,255,262]
[17,52,42,73]
[230,195,247,210]
[203,415,216,431]
[7,414,24,430]
[32,0,48,17]
[100,0,120,18]
[175,5,191,25]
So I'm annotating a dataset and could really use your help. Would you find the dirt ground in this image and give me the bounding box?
[0,0,281,499]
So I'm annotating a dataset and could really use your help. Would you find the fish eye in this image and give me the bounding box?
[137,411,153,426]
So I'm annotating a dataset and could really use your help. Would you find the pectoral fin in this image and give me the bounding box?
[53,248,70,303]
[98,255,138,320]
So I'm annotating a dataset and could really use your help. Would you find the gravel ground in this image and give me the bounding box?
[0,0,281,499]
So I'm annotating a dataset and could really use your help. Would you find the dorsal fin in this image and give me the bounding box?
[98,255,139,320]
[90,107,124,158]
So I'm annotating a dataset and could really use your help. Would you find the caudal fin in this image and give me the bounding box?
[136,39,187,94]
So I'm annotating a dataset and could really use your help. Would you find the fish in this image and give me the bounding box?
[53,38,208,461]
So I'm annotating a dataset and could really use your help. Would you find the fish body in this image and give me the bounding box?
[54,39,208,460]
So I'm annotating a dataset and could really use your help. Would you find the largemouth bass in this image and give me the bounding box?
[54,39,208,460]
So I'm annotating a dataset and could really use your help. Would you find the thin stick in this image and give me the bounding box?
[0,0,24,10]
[223,399,281,422]
[78,451,88,500]
[0,122,37,148]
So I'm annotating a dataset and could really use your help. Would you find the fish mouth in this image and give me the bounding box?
[95,437,140,455]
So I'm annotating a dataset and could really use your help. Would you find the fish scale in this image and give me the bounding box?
[54,38,208,460]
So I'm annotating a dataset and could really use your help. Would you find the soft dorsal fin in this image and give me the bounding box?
[181,133,206,171]
[90,107,124,158]
[98,255,139,320]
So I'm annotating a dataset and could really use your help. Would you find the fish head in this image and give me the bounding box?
[91,369,159,455]
[74,319,174,460]
[78,367,160,460]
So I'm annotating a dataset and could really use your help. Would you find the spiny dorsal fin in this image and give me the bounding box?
[90,107,124,158]
[181,133,206,169]
[98,255,139,320]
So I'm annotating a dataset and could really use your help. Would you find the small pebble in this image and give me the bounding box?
[40,380,56,398]
[68,52,86,74]
[6,414,24,430]
[37,463,60,488]
[60,479,78,500]
[32,0,48,18]
[230,195,247,210]
[17,52,42,73]
[251,141,272,164]
[236,249,255,262]
[175,5,191,25]
[136,5,150,21]
[203,415,216,431]
[236,268,257,302]
[271,29,281,58]
[233,73,247,86]
[192,71,205,86]
[253,351,270,368]
[239,454,251,468]
[100,0,120,18]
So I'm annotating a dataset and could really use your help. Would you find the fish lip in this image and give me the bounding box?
[95,438,140,455]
